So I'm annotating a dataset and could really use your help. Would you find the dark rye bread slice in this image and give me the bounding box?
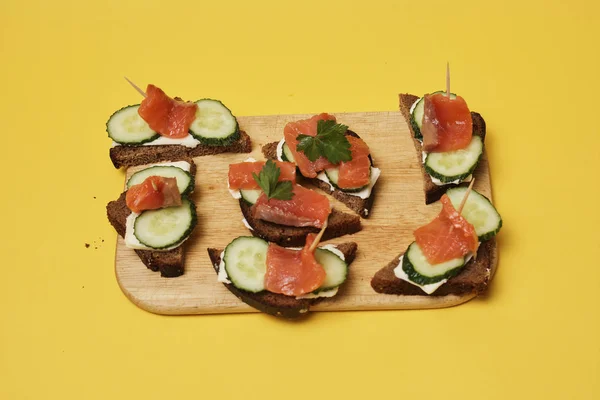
[370,239,495,296]
[207,242,357,318]
[110,130,252,168]
[240,200,361,247]
[399,94,487,204]
[106,158,197,277]
[262,130,375,218]
[107,193,186,277]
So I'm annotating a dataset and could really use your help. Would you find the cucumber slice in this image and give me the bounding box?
[324,166,370,193]
[239,189,262,205]
[189,99,239,146]
[127,166,193,195]
[410,91,457,140]
[446,187,502,241]
[106,105,160,145]
[133,198,197,249]
[223,236,269,293]
[424,135,483,183]
[313,248,348,292]
[403,242,465,285]
[281,142,296,163]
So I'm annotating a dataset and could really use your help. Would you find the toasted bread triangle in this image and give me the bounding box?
[106,158,197,277]
[399,93,487,204]
[370,239,496,297]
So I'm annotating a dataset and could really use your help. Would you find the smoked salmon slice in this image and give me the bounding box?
[413,194,479,264]
[126,176,182,213]
[252,184,331,228]
[138,84,198,139]
[264,233,326,296]
[228,161,296,190]
[421,93,472,153]
[283,113,337,178]
[337,136,371,189]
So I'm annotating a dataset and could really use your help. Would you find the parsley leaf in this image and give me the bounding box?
[296,134,321,161]
[296,119,352,164]
[252,160,294,201]
[269,180,293,200]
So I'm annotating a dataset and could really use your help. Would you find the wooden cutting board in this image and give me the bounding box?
[114,110,497,315]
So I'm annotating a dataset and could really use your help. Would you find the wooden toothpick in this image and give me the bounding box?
[124,76,146,98]
[308,219,329,252]
[457,178,475,214]
[435,178,476,262]
[446,62,451,97]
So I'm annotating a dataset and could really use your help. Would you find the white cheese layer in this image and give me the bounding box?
[409,98,420,114]
[130,160,191,173]
[276,139,285,161]
[150,160,191,172]
[393,256,447,295]
[319,244,345,261]
[296,287,338,299]
[112,134,201,149]
[316,167,381,199]
[142,134,201,148]
[124,213,188,251]
[217,251,232,283]
[393,252,476,295]
[227,181,242,199]
[242,218,254,231]
[430,174,472,186]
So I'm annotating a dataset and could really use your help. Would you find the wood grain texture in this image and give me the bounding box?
[115,111,497,315]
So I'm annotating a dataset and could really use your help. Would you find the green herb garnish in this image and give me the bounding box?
[296,120,352,164]
[252,159,294,201]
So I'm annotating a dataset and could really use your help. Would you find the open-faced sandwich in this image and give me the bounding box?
[107,83,251,168]
[208,227,357,318]
[262,113,380,218]
[106,158,198,277]
[399,90,486,204]
[227,159,361,247]
[371,182,501,298]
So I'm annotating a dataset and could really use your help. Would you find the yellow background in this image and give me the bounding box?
[1,0,598,398]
